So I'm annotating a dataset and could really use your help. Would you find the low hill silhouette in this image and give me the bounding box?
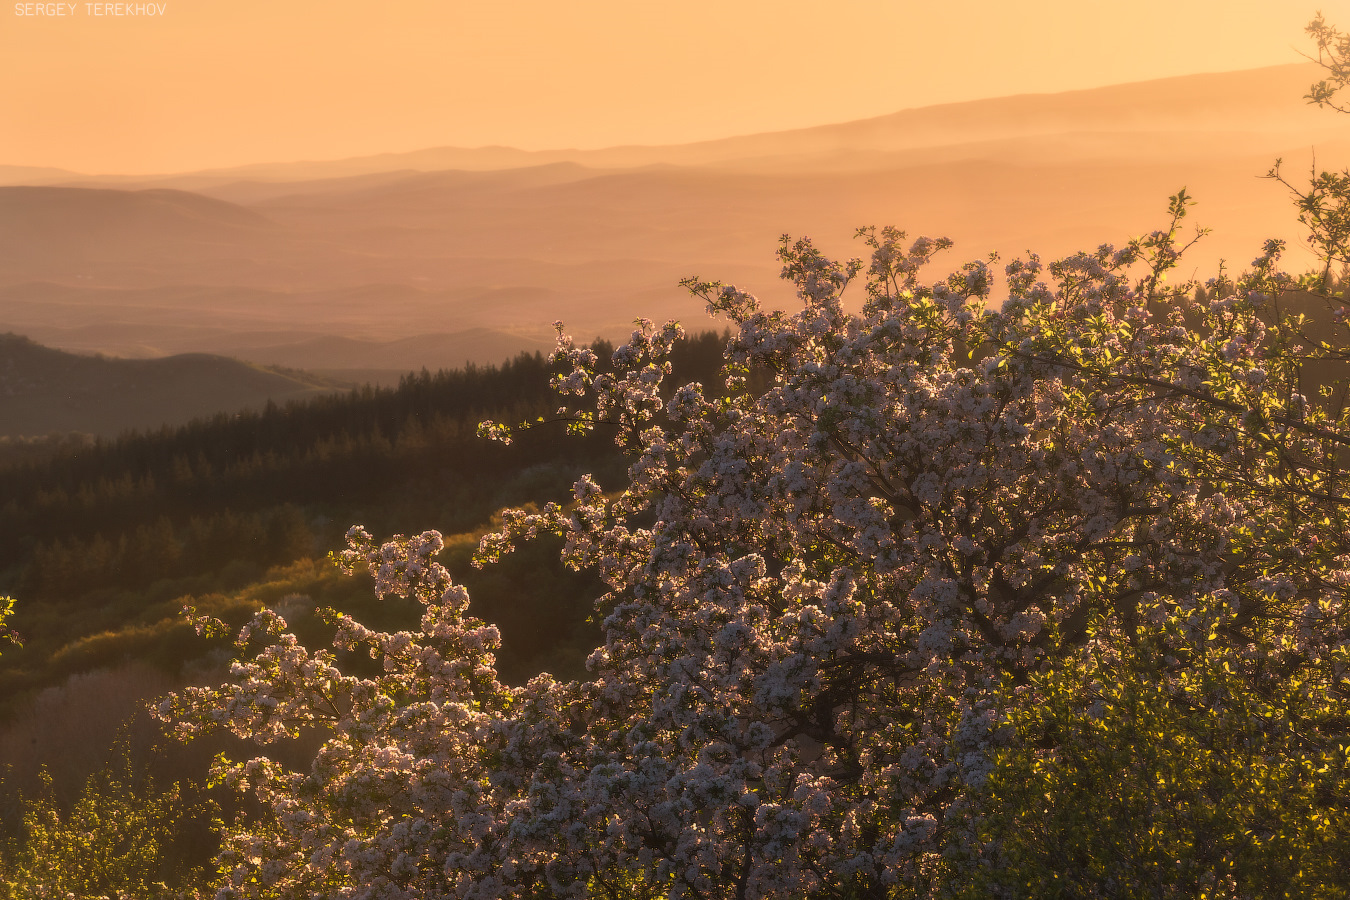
[0,333,343,438]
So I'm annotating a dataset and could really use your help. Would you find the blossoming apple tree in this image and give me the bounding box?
[158,171,1350,898]
[152,20,1350,897]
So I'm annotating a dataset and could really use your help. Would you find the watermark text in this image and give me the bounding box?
[14,2,167,15]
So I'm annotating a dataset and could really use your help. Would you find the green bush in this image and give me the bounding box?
[0,737,218,899]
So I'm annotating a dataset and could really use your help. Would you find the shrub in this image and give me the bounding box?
[0,737,217,900]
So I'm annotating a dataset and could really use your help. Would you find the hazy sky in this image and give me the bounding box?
[4,0,1350,174]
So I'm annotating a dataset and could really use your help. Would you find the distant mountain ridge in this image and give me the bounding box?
[0,62,1330,189]
[0,61,1344,373]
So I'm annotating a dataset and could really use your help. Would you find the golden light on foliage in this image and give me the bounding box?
[10,10,1350,900]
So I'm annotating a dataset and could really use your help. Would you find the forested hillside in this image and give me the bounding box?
[0,330,728,708]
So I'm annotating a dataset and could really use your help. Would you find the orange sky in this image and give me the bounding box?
[3,0,1350,175]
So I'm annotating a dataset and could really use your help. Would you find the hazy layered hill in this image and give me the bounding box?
[0,186,270,257]
[0,333,345,438]
[0,280,558,370]
[0,62,1345,370]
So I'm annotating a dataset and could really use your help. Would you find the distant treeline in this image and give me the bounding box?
[2,350,573,572]
[0,330,729,695]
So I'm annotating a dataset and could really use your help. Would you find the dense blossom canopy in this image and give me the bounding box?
[162,191,1350,899]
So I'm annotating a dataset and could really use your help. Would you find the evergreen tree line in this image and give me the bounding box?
[21,506,313,601]
[0,331,729,594]
[0,331,728,702]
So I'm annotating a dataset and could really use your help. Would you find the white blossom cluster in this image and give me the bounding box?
[162,209,1350,898]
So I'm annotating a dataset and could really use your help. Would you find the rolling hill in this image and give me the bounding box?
[0,333,345,438]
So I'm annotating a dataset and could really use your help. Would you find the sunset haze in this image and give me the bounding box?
[3,0,1349,175]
